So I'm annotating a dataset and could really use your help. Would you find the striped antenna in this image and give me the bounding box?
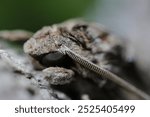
[59,46,150,99]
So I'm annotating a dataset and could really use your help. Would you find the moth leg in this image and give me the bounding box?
[0,30,33,41]
[42,67,75,85]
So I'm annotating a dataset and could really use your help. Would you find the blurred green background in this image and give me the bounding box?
[1,0,150,95]
[0,0,95,31]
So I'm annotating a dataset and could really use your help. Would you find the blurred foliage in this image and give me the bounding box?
[0,0,95,31]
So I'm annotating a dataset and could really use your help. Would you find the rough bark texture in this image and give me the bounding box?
[0,20,149,100]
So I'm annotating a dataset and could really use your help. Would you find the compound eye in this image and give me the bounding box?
[41,52,65,67]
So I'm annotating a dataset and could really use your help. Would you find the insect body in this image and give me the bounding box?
[24,20,150,99]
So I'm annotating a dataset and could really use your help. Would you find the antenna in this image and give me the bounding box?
[60,46,150,99]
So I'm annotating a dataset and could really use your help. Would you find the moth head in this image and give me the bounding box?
[23,26,66,67]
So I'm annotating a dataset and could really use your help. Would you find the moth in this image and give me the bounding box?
[23,19,150,99]
[0,20,149,99]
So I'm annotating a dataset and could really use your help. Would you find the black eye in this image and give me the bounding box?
[41,52,66,67]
